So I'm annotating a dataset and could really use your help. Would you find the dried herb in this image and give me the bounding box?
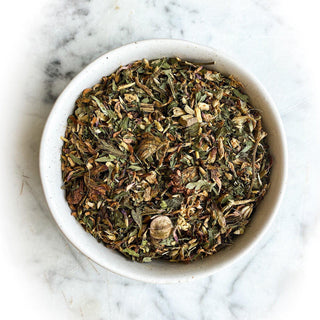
[61,57,272,263]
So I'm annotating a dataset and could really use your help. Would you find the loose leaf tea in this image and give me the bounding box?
[61,57,272,262]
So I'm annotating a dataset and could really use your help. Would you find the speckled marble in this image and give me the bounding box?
[1,0,320,319]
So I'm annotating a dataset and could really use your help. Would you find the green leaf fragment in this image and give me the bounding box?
[113,191,129,201]
[165,197,182,210]
[95,155,117,162]
[185,122,200,137]
[69,154,84,165]
[99,141,125,157]
[200,94,207,102]
[160,200,167,209]
[131,209,142,229]
[120,117,130,130]
[240,141,254,154]
[112,80,117,91]
[195,91,202,103]
[233,89,249,102]
[186,179,216,192]
[91,96,117,120]
[122,248,139,258]
[142,257,152,263]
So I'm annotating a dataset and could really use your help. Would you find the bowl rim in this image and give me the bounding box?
[39,39,288,283]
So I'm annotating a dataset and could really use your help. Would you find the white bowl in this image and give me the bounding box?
[40,39,287,283]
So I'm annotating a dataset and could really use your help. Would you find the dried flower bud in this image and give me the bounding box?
[150,216,173,240]
[136,133,163,161]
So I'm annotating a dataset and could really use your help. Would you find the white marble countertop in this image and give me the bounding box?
[1,0,320,319]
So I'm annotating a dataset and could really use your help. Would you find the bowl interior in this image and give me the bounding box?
[40,39,286,283]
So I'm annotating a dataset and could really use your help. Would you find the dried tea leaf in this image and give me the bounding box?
[95,155,116,162]
[91,96,117,120]
[185,122,200,137]
[99,141,125,157]
[61,57,272,263]
[232,89,249,102]
[131,209,142,229]
[122,248,140,258]
[186,179,215,191]
[69,154,84,166]
[165,197,182,210]
[142,257,152,263]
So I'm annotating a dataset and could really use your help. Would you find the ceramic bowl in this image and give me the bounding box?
[40,39,287,283]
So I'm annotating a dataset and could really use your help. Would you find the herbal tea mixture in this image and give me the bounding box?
[61,57,272,262]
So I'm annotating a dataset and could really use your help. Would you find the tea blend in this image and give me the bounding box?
[61,57,272,262]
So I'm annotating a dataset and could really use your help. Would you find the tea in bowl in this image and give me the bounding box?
[40,39,287,283]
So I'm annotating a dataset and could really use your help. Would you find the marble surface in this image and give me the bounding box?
[1,0,320,319]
